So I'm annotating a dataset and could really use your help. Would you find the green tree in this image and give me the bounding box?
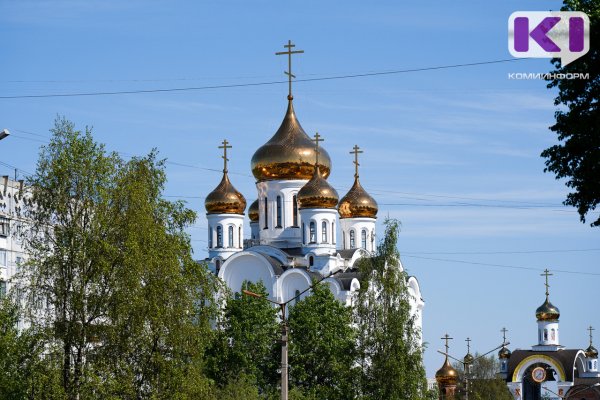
[452,354,512,400]
[541,0,600,227]
[354,219,428,400]
[21,117,218,399]
[287,282,357,400]
[206,280,279,395]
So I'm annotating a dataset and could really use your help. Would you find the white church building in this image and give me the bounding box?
[201,63,424,333]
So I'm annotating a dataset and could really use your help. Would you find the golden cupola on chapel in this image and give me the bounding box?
[248,199,259,222]
[338,145,378,219]
[297,132,338,209]
[205,140,247,215]
[536,270,560,322]
[251,98,332,181]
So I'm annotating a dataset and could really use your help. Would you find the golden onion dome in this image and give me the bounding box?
[205,173,246,215]
[586,344,598,358]
[297,166,339,209]
[498,346,512,359]
[435,358,459,386]
[251,100,331,181]
[338,177,378,219]
[463,352,475,365]
[248,199,259,222]
[535,298,560,321]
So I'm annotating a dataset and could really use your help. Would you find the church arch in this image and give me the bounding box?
[512,355,567,383]
[218,252,278,298]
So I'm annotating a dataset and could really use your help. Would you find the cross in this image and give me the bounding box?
[218,139,232,173]
[501,327,509,345]
[441,333,453,355]
[276,40,304,100]
[589,326,595,346]
[465,337,472,354]
[312,132,324,166]
[350,145,363,179]
[541,269,553,299]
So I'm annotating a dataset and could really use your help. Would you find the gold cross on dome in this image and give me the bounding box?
[218,139,232,173]
[541,269,553,299]
[501,327,508,344]
[465,337,472,354]
[441,333,453,355]
[589,326,595,346]
[350,145,363,179]
[312,132,324,166]
[276,40,304,100]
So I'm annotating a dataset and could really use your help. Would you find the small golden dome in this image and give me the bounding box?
[248,199,259,222]
[297,166,339,209]
[338,177,378,219]
[536,298,560,321]
[498,346,512,359]
[251,100,331,181]
[586,345,598,358]
[205,173,246,215]
[435,358,459,386]
[463,352,474,365]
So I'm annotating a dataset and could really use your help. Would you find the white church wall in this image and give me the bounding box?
[218,252,277,299]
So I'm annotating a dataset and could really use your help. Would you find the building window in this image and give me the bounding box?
[0,249,6,266]
[0,280,6,298]
[302,222,306,244]
[322,221,328,243]
[343,231,346,249]
[309,256,314,267]
[544,329,548,341]
[350,230,355,249]
[294,289,300,305]
[332,222,335,244]
[215,259,221,271]
[208,227,213,248]
[263,197,268,229]
[228,226,234,247]
[371,229,375,249]
[309,222,316,243]
[217,226,223,248]
[239,226,242,248]
[361,229,367,249]
[0,217,8,237]
[276,196,282,227]
[293,195,298,226]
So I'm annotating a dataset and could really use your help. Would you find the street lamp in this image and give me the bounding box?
[543,382,600,399]
[0,129,9,141]
[242,270,341,400]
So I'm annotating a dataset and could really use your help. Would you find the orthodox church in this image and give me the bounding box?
[201,42,424,334]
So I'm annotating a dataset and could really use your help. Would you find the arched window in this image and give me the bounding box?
[342,231,346,249]
[309,222,316,243]
[302,222,306,244]
[350,230,355,249]
[544,329,548,341]
[238,226,242,248]
[228,226,234,247]
[263,197,268,229]
[294,289,300,305]
[276,196,282,227]
[293,195,298,226]
[208,227,213,248]
[217,226,223,248]
[551,329,556,341]
[322,221,328,243]
[332,222,336,244]
[309,256,314,267]
[361,229,367,249]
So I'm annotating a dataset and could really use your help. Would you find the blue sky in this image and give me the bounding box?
[1,0,598,377]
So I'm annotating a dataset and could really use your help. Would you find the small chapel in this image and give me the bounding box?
[201,41,424,331]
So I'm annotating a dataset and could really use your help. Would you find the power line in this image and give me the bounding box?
[403,248,600,255]
[0,58,526,99]
[402,254,600,276]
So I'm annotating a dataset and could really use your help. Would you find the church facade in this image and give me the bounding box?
[201,43,423,333]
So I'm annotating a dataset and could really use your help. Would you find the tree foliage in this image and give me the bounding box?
[541,0,600,227]
[452,354,512,400]
[288,282,357,400]
[19,117,218,399]
[354,219,428,400]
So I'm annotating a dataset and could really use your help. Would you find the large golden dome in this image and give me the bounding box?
[338,177,378,219]
[297,166,338,209]
[205,173,246,215]
[535,298,560,321]
[248,199,259,222]
[251,100,331,181]
[435,358,458,386]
